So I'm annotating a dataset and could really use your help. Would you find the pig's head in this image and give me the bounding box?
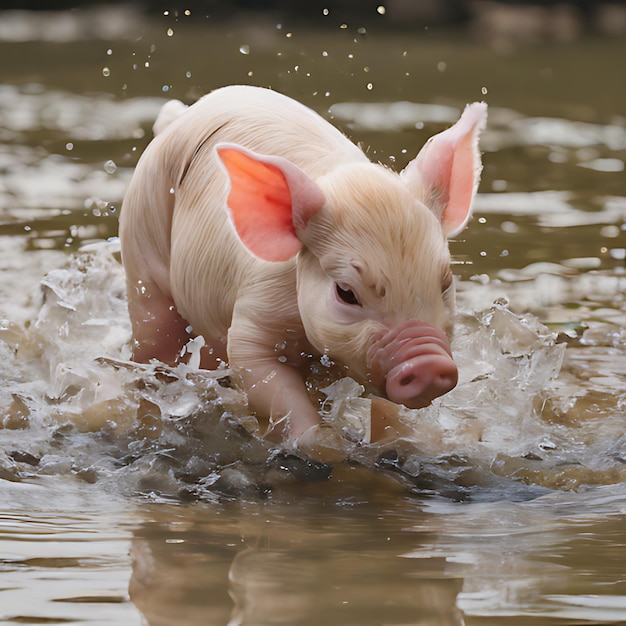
[217,102,487,410]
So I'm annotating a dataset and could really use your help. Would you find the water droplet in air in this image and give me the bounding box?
[239,44,250,55]
[366,82,373,90]
[481,86,488,95]
[102,67,110,77]
[104,160,117,174]
[167,28,174,37]
[322,8,329,15]
[377,5,386,15]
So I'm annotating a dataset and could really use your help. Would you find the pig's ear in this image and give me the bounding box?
[216,143,325,262]
[401,102,487,238]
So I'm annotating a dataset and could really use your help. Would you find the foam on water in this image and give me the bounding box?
[1,239,624,501]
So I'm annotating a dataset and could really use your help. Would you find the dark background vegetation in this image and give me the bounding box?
[2,0,625,28]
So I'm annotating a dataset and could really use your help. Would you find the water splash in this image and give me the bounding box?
[2,240,622,501]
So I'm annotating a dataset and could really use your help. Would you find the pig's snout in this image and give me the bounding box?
[386,353,458,409]
[367,321,458,409]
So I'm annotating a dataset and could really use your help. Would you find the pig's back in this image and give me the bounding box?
[169,85,366,175]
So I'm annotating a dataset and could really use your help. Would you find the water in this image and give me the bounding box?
[1,7,625,625]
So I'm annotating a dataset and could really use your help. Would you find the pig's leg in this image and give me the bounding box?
[127,280,226,369]
[127,279,191,364]
[228,304,321,440]
[242,361,322,439]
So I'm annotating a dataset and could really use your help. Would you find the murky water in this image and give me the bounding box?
[1,7,625,625]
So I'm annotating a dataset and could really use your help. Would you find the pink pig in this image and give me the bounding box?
[120,85,486,444]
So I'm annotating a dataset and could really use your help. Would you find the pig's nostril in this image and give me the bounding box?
[400,375,415,386]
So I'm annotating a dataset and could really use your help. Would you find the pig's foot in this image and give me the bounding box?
[369,396,414,443]
[295,423,350,464]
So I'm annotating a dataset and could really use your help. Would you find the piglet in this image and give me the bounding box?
[120,85,486,446]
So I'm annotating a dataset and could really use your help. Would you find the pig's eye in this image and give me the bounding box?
[336,283,361,306]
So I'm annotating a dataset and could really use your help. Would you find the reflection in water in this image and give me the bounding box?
[128,499,466,626]
[127,485,626,626]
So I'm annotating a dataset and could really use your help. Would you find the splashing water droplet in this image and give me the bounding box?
[104,160,117,175]
[167,28,174,37]
[482,86,488,95]
[377,5,386,15]
[102,67,110,77]
[239,44,250,55]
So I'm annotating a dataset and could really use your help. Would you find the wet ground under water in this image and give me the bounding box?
[1,6,626,625]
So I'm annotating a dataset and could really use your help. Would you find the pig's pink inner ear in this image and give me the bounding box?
[218,147,302,262]
[402,102,487,238]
